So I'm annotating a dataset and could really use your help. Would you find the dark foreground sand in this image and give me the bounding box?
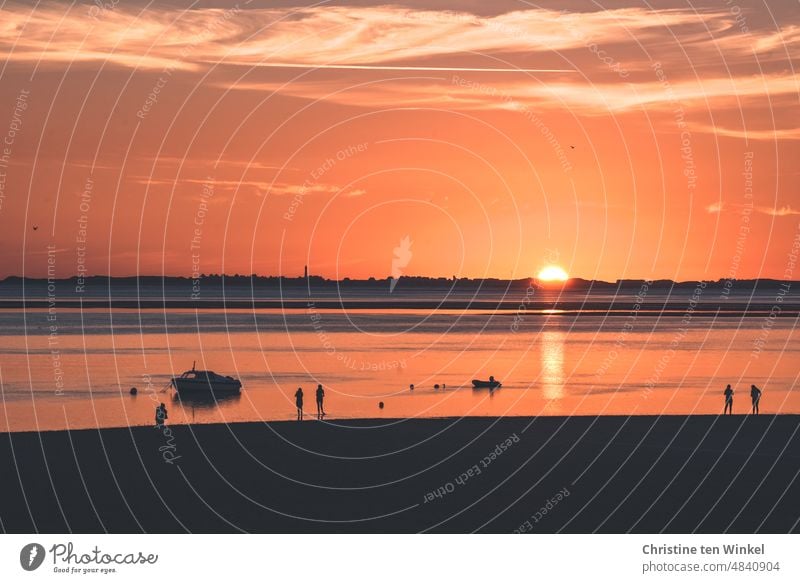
[1,415,798,533]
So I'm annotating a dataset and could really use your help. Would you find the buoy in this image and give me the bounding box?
[378,401,384,409]
[434,384,439,389]
[129,387,138,395]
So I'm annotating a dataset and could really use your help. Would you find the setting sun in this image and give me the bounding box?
[538,265,569,282]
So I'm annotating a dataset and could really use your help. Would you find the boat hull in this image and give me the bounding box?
[171,378,242,394]
[472,380,501,389]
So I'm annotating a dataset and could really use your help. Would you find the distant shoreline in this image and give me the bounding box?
[3,275,797,314]
[2,299,799,315]
[3,274,799,291]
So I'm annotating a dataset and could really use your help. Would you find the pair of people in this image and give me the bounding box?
[723,384,762,415]
[295,384,326,420]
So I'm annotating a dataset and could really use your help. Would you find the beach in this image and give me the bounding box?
[1,415,798,533]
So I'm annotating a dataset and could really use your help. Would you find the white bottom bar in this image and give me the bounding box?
[1,534,797,582]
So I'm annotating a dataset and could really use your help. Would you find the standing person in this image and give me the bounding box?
[295,387,304,421]
[316,384,325,419]
[155,403,168,429]
[750,384,762,415]
[723,384,734,415]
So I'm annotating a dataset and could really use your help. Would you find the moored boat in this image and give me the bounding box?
[472,378,501,389]
[171,363,242,394]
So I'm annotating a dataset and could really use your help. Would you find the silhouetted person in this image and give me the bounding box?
[316,384,325,419]
[295,387,304,421]
[155,403,168,429]
[750,384,762,415]
[723,384,734,415]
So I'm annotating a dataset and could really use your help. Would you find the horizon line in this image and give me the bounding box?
[1,274,796,286]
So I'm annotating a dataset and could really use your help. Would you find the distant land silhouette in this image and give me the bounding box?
[0,275,797,314]
[2,273,799,290]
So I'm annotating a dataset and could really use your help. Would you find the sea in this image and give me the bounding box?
[0,282,798,432]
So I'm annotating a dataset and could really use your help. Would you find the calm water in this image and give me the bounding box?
[1,296,799,432]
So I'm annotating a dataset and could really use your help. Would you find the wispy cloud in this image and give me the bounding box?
[757,205,800,217]
[224,62,571,73]
[693,124,800,141]
[1,4,794,74]
[221,72,799,115]
[266,183,366,198]
[131,176,364,198]
[134,156,296,171]
[1,3,796,138]
[706,202,800,217]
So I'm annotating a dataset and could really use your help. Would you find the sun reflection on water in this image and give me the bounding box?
[541,331,565,401]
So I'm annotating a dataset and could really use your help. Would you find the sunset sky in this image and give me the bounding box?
[0,0,797,281]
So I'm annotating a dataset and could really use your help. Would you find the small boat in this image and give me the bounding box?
[472,378,502,389]
[171,362,242,394]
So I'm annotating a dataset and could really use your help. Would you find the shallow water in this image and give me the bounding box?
[0,296,798,432]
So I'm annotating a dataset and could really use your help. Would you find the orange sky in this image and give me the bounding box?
[0,0,797,281]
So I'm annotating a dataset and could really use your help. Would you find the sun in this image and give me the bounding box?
[537,265,569,282]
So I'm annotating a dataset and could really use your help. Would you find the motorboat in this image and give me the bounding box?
[171,363,242,394]
[472,378,502,389]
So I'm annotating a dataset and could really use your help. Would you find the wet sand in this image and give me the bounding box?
[1,415,798,533]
